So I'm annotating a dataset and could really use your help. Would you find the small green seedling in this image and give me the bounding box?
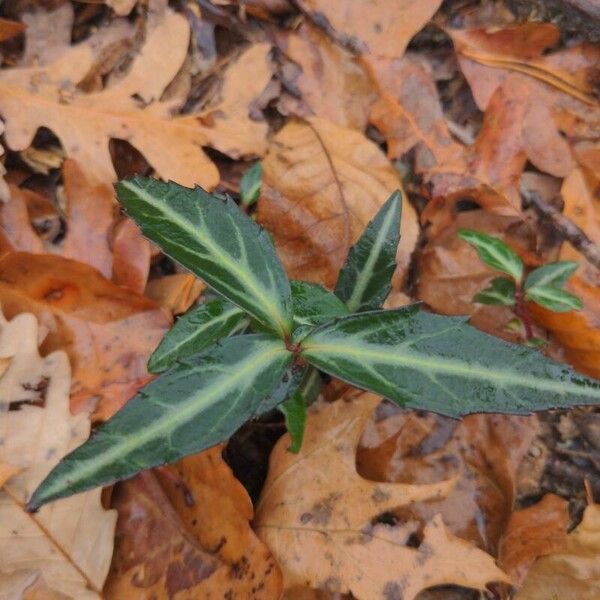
[239,161,262,208]
[459,229,583,343]
[28,182,600,510]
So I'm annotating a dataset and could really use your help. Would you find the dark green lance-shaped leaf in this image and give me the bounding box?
[458,229,523,282]
[291,280,349,331]
[116,178,292,338]
[280,388,307,454]
[300,305,600,418]
[524,261,578,291]
[334,191,401,312]
[240,161,262,207]
[526,285,583,313]
[474,277,516,306]
[28,335,292,510]
[148,299,248,373]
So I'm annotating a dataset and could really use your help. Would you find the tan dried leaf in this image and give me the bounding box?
[514,503,600,600]
[0,12,274,189]
[257,117,418,289]
[0,311,117,599]
[255,393,509,599]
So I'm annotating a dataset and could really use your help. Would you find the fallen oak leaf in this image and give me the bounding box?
[145,273,206,315]
[105,447,282,599]
[256,117,418,289]
[0,13,275,190]
[0,252,171,416]
[0,311,117,599]
[255,392,509,599]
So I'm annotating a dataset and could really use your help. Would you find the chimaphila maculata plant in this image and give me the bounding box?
[458,229,583,346]
[29,180,600,510]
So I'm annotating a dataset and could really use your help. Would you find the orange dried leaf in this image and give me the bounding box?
[105,447,282,599]
[499,494,569,586]
[0,252,171,415]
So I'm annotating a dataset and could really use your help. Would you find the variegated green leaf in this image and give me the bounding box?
[524,261,578,291]
[280,388,306,454]
[474,277,515,306]
[300,305,600,418]
[526,285,583,312]
[458,229,523,282]
[148,299,248,373]
[240,161,262,207]
[291,280,349,335]
[335,191,401,312]
[28,335,292,509]
[116,178,292,338]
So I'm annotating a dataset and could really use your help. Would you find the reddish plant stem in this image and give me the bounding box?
[514,286,534,341]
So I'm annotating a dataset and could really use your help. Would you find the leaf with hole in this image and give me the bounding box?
[147,299,248,373]
[28,334,292,509]
[116,178,293,338]
[335,191,401,312]
[458,229,523,282]
[300,305,600,418]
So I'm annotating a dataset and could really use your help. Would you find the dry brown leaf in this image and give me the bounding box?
[276,23,376,129]
[105,447,282,598]
[498,494,569,587]
[110,217,151,295]
[0,185,45,256]
[0,252,171,415]
[304,0,442,59]
[0,12,274,189]
[106,0,137,16]
[528,168,600,378]
[257,117,418,289]
[145,274,205,315]
[514,503,600,599]
[416,210,537,339]
[255,392,509,599]
[367,54,463,172]
[449,23,600,108]
[0,311,117,599]
[0,17,25,43]
[357,395,540,555]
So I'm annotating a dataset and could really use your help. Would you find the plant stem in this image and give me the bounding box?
[514,287,534,341]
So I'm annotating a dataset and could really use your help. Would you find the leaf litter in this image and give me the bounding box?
[0,0,599,598]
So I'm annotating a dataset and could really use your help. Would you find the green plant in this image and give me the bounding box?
[28,181,600,510]
[458,229,583,343]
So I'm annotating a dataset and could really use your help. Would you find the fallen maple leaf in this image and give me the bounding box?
[0,252,171,416]
[0,311,117,599]
[0,11,274,190]
[105,447,282,598]
[255,392,509,599]
[527,167,600,378]
[256,117,418,289]
[498,494,569,587]
[514,502,600,599]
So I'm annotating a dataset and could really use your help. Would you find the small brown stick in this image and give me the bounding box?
[522,189,600,271]
[286,0,367,55]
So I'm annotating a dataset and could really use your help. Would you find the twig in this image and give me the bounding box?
[286,0,367,55]
[522,188,600,271]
